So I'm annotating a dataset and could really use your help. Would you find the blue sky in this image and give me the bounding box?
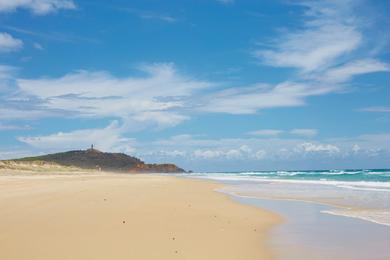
[1,0,390,171]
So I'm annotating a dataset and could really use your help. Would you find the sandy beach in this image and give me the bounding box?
[0,172,280,260]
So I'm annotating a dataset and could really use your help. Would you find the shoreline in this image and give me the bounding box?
[186,175,390,260]
[219,189,390,227]
[0,172,281,259]
[187,174,390,227]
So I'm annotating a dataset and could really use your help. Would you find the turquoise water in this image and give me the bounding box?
[188,169,390,183]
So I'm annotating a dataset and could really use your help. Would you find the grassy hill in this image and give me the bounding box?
[8,148,185,173]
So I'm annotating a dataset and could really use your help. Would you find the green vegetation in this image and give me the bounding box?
[8,148,185,173]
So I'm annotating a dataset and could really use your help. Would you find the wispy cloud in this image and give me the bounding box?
[199,81,336,114]
[256,25,361,73]
[253,0,390,86]
[360,106,390,113]
[320,59,390,83]
[0,0,76,15]
[246,128,318,138]
[3,26,100,44]
[0,108,56,120]
[118,7,177,23]
[19,121,135,153]
[254,1,362,73]
[3,63,213,128]
[216,0,234,5]
[290,128,318,137]
[247,129,283,137]
[0,123,31,131]
[0,32,23,52]
[33,42,43,50]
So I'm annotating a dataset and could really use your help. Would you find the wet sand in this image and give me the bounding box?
[0,173,280,260]
[234,196,390,260]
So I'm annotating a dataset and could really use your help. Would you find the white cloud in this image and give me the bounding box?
[360,106,390,113]
[4,25,99,44]
[0,0,76,15]
[342,133,390,148]
[247,129,283,137]
[33,42,43,50]
[18,121,135,153]
[139,13,176,23]
[193,149,224,159]
[297,142,340,154]
[254,1,362,72]
[320,59,390,83]
[0,32,23,52]
[253,0,389,90]
[119,7,177,23]
[327,133,390,158]
[248,128,318,138]
[200,81,335,114]
[10,63,213,128]
[254,150,266,160]
[0,64,16,80]
[192,145,262,160]
[132,111,189,128]
[256,24,361,72]
[290,128,318,137]
[0,123,31,130]
[352,144,361,153]
[0,108,55,119]
[216,0,234,4]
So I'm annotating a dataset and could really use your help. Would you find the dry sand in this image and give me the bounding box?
[0,172,280,260]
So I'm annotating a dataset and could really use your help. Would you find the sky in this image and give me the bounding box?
[0,0,390,171]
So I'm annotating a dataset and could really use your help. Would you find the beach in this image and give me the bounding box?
[0,172,280,260]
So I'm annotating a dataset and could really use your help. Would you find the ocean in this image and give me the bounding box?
[182,169,390,226]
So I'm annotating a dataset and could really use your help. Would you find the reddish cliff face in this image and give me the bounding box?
[128,163,185,173]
